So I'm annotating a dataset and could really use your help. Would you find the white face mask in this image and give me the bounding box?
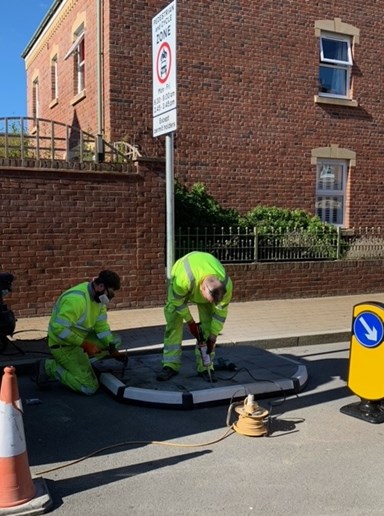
[98,293,110,306]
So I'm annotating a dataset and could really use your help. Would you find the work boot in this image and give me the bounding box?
[156,367,178,381]
[198,370,218,383]
[35,359,51,389]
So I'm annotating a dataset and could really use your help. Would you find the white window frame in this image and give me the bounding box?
[318,33,353,99]
[76,38,85,94]
[64,26,85,95]
[315,159,348,226]
[64,29,85,60]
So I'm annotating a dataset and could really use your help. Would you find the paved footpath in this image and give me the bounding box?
[12,291,384,350]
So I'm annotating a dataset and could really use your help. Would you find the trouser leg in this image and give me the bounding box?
[45,345,99,395]
[162,303,183,372]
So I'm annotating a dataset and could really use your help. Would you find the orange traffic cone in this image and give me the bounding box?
[0,366,36,508]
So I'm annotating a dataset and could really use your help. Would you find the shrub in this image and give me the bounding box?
[175,182,339,260]
[175,182,239,228]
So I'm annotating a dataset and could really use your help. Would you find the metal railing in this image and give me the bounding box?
[0,117,137,164]
[175,226,384,263]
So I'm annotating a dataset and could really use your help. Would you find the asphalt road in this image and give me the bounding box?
[15,341,384,516]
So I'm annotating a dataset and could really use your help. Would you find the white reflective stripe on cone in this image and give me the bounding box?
[0,401,27,457]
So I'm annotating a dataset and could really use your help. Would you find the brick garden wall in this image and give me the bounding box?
[227,260,384,302]
[0,160,167,317]
[0,162,383,318]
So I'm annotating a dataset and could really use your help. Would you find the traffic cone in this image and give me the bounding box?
[0,366,36,508]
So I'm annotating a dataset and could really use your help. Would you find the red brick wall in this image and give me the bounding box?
[227,261,384,302]
[24,0,100,139]
[0,160,167,317]
[24,1,384,231]
[0,162,383,318]
[107,0,384,226]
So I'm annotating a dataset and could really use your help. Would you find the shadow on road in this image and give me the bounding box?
[12,344,353,471]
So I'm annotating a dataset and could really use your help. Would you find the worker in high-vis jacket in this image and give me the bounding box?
[157,251,233,382]
[35,270,123,395]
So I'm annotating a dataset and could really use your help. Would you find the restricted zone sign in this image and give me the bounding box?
[152,0,177,137]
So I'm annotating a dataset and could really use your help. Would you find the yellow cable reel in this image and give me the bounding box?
[227,394,269,437]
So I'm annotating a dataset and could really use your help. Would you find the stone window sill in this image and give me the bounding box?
[70,90,86,106]
[314,95,358,108]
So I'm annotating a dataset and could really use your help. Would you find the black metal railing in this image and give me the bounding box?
[0,116,138,164]
[175,226,384,263]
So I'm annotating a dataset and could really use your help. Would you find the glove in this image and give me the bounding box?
[110,350,127,363]
[82,341,102,357]
[187,321,200,340]
[108,342,122,355]
[206,335,217,354]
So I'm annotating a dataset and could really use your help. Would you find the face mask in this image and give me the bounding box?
[97,293,111,306]
[1,289,9,298]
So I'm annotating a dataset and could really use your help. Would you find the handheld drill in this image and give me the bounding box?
[196,323,212,384]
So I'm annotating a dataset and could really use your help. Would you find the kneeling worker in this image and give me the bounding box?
[36,270,123,395]
[157,251,233,382]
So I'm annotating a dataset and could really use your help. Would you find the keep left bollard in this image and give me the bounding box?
[0,366,52,514]
[340,302,384,424]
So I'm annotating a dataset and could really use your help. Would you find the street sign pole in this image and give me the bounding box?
[165,132,174,278]
[152,0,177,280]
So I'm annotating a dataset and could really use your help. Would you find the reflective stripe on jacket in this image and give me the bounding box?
[168,251,233,336]
[48,281,113,348]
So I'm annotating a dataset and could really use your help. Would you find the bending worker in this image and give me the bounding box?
[36,270,123,395]
[157,251,233,382]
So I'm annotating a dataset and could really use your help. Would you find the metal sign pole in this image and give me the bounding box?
[152,0,177,279]
[166,132,175,280]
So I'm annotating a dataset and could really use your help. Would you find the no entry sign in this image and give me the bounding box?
[152,1,177,137]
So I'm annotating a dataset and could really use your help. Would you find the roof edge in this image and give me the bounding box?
[21,0,64,59]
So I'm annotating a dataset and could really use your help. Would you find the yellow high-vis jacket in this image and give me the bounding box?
[168,251,233,336]
[48,281,114,348]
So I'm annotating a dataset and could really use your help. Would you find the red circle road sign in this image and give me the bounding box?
[156,42,172,84]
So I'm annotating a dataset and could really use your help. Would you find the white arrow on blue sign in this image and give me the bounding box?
[353,311,384,348]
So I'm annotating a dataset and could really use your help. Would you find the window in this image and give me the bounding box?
[319,34,352,98]
[314,19,359,106]
[51,55,58,101]
[32,79,39,119]
[76,36,85,94]
[64,25,85,95]
[315,160,347,225]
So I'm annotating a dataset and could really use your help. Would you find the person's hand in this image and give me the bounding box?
[82,341,102,357]
[187,321,200,339]
[206,335,217,354]
[110,349,127,363]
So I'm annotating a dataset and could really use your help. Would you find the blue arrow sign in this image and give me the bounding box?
[353,311,384,348]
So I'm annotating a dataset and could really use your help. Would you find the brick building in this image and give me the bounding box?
[22,0,384,227]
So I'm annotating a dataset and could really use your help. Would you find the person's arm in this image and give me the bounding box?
[49,296,85,346]
[168,276,193,323]
[93,305,116,349]
[209,286,232,337]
